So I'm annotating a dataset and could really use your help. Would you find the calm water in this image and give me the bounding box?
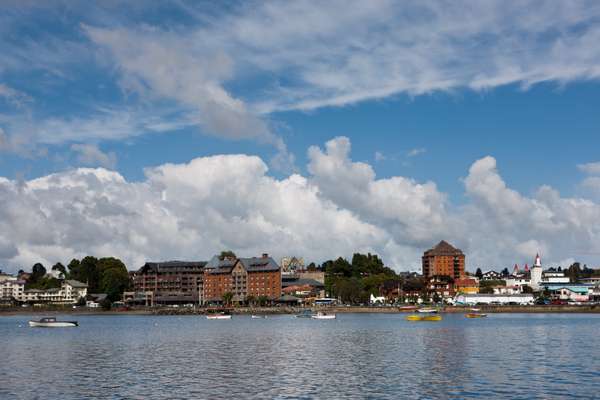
[1,313,599,399]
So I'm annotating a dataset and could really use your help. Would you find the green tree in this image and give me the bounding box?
[246,295,256,306]
[522,285,534,294]
[97,257,130,302]
[51,262,67,275]
[219,250,237,260]
[222,292,233,305]
[257,295,269,306]
[475,268,483,279]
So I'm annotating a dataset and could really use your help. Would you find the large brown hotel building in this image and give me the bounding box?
[422,240,465,279]
[203,253,281,304]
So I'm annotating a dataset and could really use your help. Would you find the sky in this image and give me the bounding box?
[2,0,600,273]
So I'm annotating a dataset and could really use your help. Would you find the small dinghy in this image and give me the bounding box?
[28,317,78,328]
[206,312,232,320]
[406,314,442,322]
[311,312,336,320]
[465,313,487,318]
[251,315,267,319]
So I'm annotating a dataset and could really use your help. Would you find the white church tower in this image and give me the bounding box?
[530,253,543,290]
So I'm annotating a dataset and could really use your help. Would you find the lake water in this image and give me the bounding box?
[1,313,599,399]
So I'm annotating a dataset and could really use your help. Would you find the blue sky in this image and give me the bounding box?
[2,1,600,271]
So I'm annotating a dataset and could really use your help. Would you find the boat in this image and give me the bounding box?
[465,313,487,318]
[405,314,442,322]
[417,308,439,314]
[206,313,232,320]
[311,312,336,320]
[28,317,78,328]
[251,314,267,319]
[294,310,314,318]
[470,308,481,312]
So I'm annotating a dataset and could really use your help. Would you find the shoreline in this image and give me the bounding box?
[2,304,600,316]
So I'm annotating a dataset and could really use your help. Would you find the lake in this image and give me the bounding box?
[1,313,599,399]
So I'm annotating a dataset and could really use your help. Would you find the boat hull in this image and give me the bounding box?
[406,315,442,322]
[28,321,78,327]
[311,314,336,320]
[465,313,487,318]
[206,315,231,320]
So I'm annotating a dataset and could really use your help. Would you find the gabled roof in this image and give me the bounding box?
[239,257,279,272]
[64,280,87,288]
[205,255,280,274]
[137,261,207,274]
[423,240,464,256]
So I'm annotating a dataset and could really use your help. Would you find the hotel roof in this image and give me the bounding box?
[424,240,464,256]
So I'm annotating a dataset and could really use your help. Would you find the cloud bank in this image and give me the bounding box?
[1,137,600,273]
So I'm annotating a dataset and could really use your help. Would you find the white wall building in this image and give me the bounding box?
[0,278,25,302]
[23,280,87,304]
[455,293,534,305]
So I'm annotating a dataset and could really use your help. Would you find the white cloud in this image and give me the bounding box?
[374,151,386,162]
[1,137,600,273]
[70,143,117,169]
[578,162,600,175]
[407,148,426,157]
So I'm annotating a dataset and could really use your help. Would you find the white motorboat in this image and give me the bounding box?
[206,313,232,320]
[251,315,267,319]
[311,312,336,320]
[417,308,438,314]
[28,317,78,328]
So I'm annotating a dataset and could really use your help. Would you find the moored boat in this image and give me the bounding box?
[206,313,232,320]
[465,313,487,318]
[311,312,336,320]
[28,317,78,328]
[406,314,442,322]
[251,314,267,319]
[417,308,439,313]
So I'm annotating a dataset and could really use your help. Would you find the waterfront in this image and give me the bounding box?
[1,314,599,399]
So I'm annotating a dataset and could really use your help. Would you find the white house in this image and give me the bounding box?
[455,293,534,305]
[370,293,386,304]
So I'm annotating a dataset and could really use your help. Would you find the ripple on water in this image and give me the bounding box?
[1,313,600,399]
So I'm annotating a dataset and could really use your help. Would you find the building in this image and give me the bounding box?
[427,275,455,299]
[455,293,534,305]
[132,261,207,305]
[422,240,465,279]
[454,278,479,294]
[543,285,590,302]
[0,276,25,303]
[481,270,503,280]
[280,256,304,276]
[22,280,87,304]
[203,253,281,304]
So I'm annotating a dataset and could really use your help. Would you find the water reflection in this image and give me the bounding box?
[1,313,599,399]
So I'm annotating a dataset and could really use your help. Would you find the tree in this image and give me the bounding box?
[257,295,269,306]
[522,285,534,294]
[246,295,256,306]
[222,292,233,305]
[219,250,237,260]
[52,262,66,274]
[26,263,47,288]
[475,268,483,279]
[97,258,130,302]
[307,262,317,271]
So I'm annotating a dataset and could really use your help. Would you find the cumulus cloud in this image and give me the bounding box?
[70,143,117,169]
[1,140,600,274]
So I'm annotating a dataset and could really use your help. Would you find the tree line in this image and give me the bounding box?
[21,256,131,303]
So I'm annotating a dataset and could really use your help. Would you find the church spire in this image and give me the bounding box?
[534,253,541,267]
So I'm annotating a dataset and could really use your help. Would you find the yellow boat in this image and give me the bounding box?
[465,313,487,318]
[405,314,442,321]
